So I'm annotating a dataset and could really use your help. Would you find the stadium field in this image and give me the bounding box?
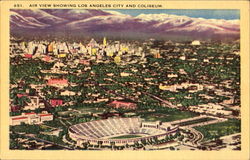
[110,135,142,139]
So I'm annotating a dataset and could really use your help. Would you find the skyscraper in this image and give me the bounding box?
[103,37,107,46]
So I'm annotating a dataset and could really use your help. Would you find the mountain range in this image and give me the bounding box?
[10,9,240,41]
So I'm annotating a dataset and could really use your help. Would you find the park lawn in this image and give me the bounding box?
[58,107,105,117]
[43,119,66,128]
[139,110,198,122]
[177,117,215,126]
[78,107,106,114]
[58,111,71,116]
[10,124,49,134]
[39,125,55,132]
[194,119,241,141]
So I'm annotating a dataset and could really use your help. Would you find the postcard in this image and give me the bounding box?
[0,0,249,160]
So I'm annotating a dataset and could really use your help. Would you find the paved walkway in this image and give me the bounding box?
[181,127,204,146]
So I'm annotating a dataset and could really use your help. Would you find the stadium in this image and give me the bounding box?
[68,117,179,148]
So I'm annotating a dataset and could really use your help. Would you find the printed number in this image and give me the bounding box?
[14,4,23,7]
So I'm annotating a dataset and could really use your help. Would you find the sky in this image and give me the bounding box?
[107,9,240,20]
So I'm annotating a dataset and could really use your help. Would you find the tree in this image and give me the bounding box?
[110,141,115,150]
[169,146,175,150]
[82,142,88,149]
[178,135,184,141]
[165,135,170,142]
[153,137,159,144]
[98,141,103,148]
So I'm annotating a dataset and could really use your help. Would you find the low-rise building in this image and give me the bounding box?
[47,79,68,88]
[24,54,33,58]
[50,99,63,107]
[60,90,76,96]
[10,112,53,126]
[23,96,43,110]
